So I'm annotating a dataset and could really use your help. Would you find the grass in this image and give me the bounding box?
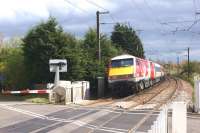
[0,93,49,104]
[174,73,195,102]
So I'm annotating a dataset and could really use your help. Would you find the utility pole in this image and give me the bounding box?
[177,56,180,74]
[187,47,190,79]
[96,11,109,63]
[96,11,100,62]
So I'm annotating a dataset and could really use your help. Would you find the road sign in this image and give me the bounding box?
[49,59,67,72]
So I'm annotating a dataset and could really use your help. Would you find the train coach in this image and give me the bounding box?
[108,54,165,97]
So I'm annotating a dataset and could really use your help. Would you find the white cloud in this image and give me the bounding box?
[0,0,199,61]
[0,0,118,22]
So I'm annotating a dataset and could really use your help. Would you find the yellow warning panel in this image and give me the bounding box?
[109,66,134,76]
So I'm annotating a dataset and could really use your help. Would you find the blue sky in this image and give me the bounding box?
[0,0,200,62]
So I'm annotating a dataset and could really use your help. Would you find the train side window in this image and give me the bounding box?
[136,59,140,65]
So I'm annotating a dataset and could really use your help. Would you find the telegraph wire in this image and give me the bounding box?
[85,0,140,49]
[63,0,93,32]
[85,0,117,23]
[64,0,89,14]
[143,0,179,33]
[85,0,108,11]
[130,0,171,35]
[193,0,197,20]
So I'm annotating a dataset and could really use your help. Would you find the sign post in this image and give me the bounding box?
[49,59,67,86]
[49,59,67,103]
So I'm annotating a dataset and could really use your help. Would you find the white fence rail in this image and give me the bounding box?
[49,81,90,104]
[148,102,187,133]
[148,106,168,133]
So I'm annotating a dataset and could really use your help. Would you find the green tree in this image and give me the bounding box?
[83,28,119,74]
[82,28,120,93]
[0,47,28,90]
[23,17,85,85]
[3,37,23,48]
[111,23,145,58]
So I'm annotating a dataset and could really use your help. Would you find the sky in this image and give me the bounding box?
[0,0,200,62]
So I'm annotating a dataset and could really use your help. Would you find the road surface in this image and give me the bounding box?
[0,102,159,133]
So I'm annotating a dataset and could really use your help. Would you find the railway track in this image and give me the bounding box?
[97,77,172,110]
[86,77,180,133]
[128,77,181,132]
[82,77,177,111]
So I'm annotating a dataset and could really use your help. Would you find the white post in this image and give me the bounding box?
[163,107,168,133]
[172,102,187,133]
[158,112,162,133]
[194,80,200,113]
[54,66,60,87]
[48,90,52,103]
[161,110,166,133]
[157,115,161,133]
[154,121,157,133]
[148,129,152,133]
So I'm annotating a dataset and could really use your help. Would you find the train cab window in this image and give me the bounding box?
[155,66,161,72]
[111,58,133,67]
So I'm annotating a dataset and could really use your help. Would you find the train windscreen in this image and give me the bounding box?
[111,58,133,67]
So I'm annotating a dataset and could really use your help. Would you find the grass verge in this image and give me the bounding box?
[0,93,49,104]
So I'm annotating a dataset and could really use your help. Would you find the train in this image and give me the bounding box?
[108,54,165,97]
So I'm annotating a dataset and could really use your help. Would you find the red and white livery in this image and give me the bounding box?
[108,54,165,96]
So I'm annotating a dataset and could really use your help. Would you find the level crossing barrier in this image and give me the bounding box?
[2,89,51,94]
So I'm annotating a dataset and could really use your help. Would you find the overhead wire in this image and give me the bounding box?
[64,0,89,14]
[85,0,117,23]
[193,0,197,20]
[143,0,178,34]
[84,0,140,50]
[64,0,198,61]
[63,0,93,32]
[129,0,157,30]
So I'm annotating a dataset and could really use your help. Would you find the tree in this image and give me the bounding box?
[3,37,23,48]
[23,17,85,85]
[82,28,120,93]
[0,47,28,90]
[111,23,145,58]
[82,28,119,76]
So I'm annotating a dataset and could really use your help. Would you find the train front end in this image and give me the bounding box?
[108,55,136,97]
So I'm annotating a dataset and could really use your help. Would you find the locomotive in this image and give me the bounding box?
[108,54,165,97]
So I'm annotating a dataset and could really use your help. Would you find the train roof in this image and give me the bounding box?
[111,54,135,60]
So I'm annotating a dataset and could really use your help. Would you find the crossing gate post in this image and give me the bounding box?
[172,102,187,133]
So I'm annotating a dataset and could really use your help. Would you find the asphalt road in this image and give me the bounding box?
[0,102,159,133]
[0,102,200,133]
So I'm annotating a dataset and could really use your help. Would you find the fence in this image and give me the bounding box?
[148,102,186,133]
[49,81,90,104]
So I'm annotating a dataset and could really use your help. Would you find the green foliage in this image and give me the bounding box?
[84,29,119,71]
[0,93,49,103]
[111,23,145,58]
[2,37,23,48]
[182,61,200,74]
[23,17,85,84]
[0,47,28,89]
[82,28,120,89]
[1,18,121,92]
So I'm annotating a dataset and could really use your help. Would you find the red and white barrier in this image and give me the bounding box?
[1,89,52,94]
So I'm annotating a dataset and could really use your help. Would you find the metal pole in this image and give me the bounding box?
[54,66,60,87]
[177,56,180,74]
[96,11,100,63]
[188,47,190,79]
[96,11,109,63]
